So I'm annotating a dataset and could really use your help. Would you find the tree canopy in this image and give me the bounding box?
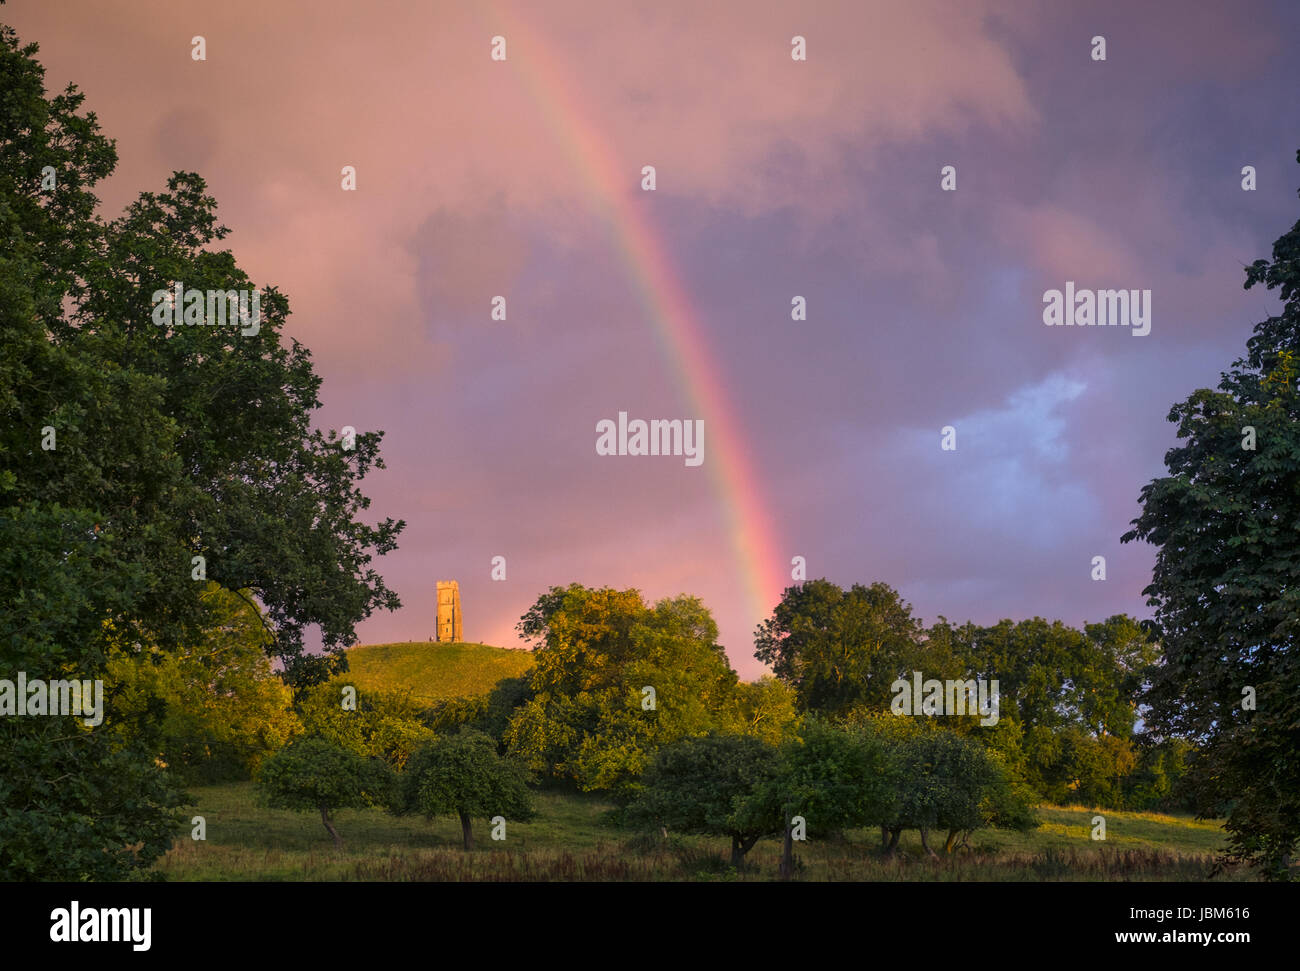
[627,733,782,866]
[0,22,402,877]
[401,729,536,850]
[255,736,392,848]
[506,584,741,795]
[1123,152,1300,879]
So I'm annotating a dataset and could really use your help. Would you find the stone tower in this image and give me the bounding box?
[435,580,462,643]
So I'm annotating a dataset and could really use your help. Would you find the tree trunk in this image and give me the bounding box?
[919,826,938,858]
[731,834,760,868]
[887,826,902,852]
[779,811,794,880]
[880,824,890,851]
[459,811,474,851]
[320,806,342,848]
[945,829,959,854]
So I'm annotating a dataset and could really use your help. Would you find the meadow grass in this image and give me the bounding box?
[159,782,1247,881]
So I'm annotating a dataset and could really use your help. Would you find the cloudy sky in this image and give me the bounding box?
[9,0,1299,678]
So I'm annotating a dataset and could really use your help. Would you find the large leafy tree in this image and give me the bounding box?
[104,583,300,783]
[1,19,403,689]
[1123,153,1300,878]
[753,580,926,715]
[0,21,401,877]
[938,614,1156,802]
[507,584,741,795]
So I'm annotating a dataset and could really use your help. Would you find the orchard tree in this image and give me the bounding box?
[255,736,392,847]
[850,713,1032,855]
[777,718,897,835]
[893,729,1002,856]
[401,729,535,851]
[627,733,782,867]
[768,718,897,876]
[1123,153,1300,878]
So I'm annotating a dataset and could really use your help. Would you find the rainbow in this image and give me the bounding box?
[481,7,788,635]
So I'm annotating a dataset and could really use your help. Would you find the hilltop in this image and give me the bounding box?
[340,641,534,702]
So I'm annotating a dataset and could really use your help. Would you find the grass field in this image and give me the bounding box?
[159,782,1244,881]
[339,641,534,703]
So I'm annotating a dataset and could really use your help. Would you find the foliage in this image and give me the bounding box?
[774,718,898,837]
[884,727,1000,852]
[104,583,299,783]
[506,584,741,796]
[400,729,536,849]
[1123,152,1300,879]
[926,614,1157,801]
[626,733,782,865]
[296,681,434,770]
[730,675,801,746]
[848,713,1032,851]
[0,21,401,876]
[1123,736,1194,812]
[254,736,391,846]
[754,580,926,715]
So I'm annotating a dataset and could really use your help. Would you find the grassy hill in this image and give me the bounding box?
[339,641,533,702]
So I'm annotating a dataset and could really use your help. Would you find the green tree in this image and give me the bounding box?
[401,729,536,850]
[0,22,186,879]
[255,736,391,848]
[1123,735,1193,811]
[0,21,403,876]
[2,17,403,690]
[754,580,926,715]
[627,733,782,867]
[296,681,434,770]
[428,674,535,751]
[104,583,300,783]
[1123,153,1300,878]
[776,718,897,836]
[948,615,1156,802]
[507,584,741,796]
[730,675,801,746]
[878,724,1003,856]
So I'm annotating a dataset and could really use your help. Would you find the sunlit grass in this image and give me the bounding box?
[338,641,534,704]
[158,782,1247,881]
